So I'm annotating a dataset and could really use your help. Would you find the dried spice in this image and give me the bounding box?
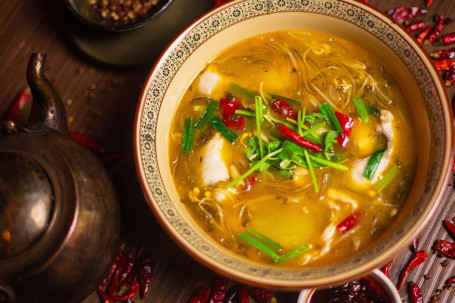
[88,0,161,22]
[417,26,432,44]
[433,239,455,258]
[387,7,428,22]
[382,258,394,278]
[430,48,455,60]
[397,250,428,291]
[410,282,423,303]
[244,286,277,303]
[441,33,455,45]
[405,21,426,33]
[444,65,455,86]
[425,15,451,45]
[443,219,455,239]
[434,59,455,71]
[187,287,211,303]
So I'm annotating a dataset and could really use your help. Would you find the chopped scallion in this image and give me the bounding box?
[367,104,380,117]
[237,232,278,259]
[376,165,400,192]
[246,228,281,253]
[229,83,256,101]
[303,149,319,192]
[208,116,238,143]
[308,155,348,171]
[234,109,256,117]
[363,149,386,180]
[195,100,219,130]
[353,97,370,123]
[255,96,265,159]
[180,117,195,152]
[319,103,342,133]
[274,243,310,264]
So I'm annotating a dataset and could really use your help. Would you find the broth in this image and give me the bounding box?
[169,31,416,267]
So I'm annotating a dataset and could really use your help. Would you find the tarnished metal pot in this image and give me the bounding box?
[0,53,120,303]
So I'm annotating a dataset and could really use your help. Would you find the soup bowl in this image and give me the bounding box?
[134,0,453,289]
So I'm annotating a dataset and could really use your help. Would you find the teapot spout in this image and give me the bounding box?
[26,53,67,133]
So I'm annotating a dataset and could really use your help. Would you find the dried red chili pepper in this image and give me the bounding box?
[433,239,455,258]
[445,275,455,285]
[278,124,323,152]
[220,97,244,129]
[1,87,30,125]
[387,7,428,22]
[406,21,426,33]
[97,287,115,303]
[410,282,423,303]
[69,132,106,157]
[441,33,455,45]
[397,250,428,291]
[337,211,362,234]
[107,252,136,295]
[335,112,353,148]
[244,286,277,303]
[188,286,212,303]
[430,48,455,60]
[426,0,434,8]
[214,0,233,6]
[100,250,122,288]
[271,99,297,120]
[210,275,226,303]
[239,288,249,303]
[426,15,451,45]
[443,219,455,239]
[382,258,394,278]
[110,282,140,301]
[138,256,153,299]
[445,65,455,87]
[417,26,432,44]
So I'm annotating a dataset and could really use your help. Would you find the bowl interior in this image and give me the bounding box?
[134,0,453,289]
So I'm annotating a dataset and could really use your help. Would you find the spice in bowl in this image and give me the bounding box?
[87,0,161,22]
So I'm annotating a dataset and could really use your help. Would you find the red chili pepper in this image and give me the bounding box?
[271,99,297,120]
[397,250,428,291]
[443,219,455,240]
[441,33,455,45]
[110,282,140,301]
[1,87,30,124]
[445,65,455,87]
[188,286,212,303]
[100,250,122,288]
[69,132,106,157]
[220,97,244,129]
[244,286,277,303]
[430,48,455,60]
[382,258,395,278]
[138,256,153,299]
[425,15,450,45]
[336,210,362,234]
[434,239,455,258]
[239,288,249,303]
[107,252,136,295]
[210,276,226,303]
[97,287,115,303]
[426,0,434,7]
[387,7,428,22]
[417,26,432,44]
[410,282,423,303]
[334,112,353,148]
[278,124,322,152]
[405,21,426,33]
[445,275,455,285]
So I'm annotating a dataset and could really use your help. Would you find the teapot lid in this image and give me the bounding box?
[0,152,54,259]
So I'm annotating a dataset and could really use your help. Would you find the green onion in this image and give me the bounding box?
[246,228,281,252]
[353,97,370,123]
[274,243,310,264]
[300,122,326,138]
[367,104,380,117]
[229,83,256,101]
[208,116,238,143]
[195,100,219,130]
[308,155,348,171]
[265,114,297,130]
[237,232,278,259]
[376,165,400,192]
[255,96,265,159]
[180,117,195,152]
[269,93,302,108]
[319,103,342,133]
[297,109,304,136]
[234,109,256,117]
[226,148,282,188]
[303,149,318,192]
[363,149,386,180]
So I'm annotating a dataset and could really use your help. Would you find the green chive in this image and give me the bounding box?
[303,149,318,192]
[247,228,281,252]
[265,114,297,130]
[226,148,282,188]
[367,104,380,117]
[353,97,370,123]
[269,93,302,108]
[208,116,238,143]
[229,83,256,101]
[319,103,342,133]
[363,149,386,180]
[235,109,256,117]
[195,100,219,130]
[308,155,348,171]
[255,96,264,159]
[237,232,278,259]
[180,117,195,152]
[274,243,310,264]
[376,165,400,192]
[300,122,326,138]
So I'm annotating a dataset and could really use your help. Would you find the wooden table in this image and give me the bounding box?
[1,0,455,302]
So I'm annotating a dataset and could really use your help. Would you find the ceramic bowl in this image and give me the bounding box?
[134,0,454,289]
[64,0,173,32]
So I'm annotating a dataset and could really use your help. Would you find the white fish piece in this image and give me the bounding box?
[198,70,221,95]
[351,110,394,184]
[202,133,230,186]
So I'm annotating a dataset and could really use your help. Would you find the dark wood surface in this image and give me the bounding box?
[1,0,455,302]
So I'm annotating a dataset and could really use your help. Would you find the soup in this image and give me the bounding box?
[169,31,416,267]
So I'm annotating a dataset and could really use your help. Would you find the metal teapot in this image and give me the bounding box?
[0,53,120,303]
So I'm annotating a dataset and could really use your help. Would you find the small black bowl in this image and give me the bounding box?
[64,0,174,32]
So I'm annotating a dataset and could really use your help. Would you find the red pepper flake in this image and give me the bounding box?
[433,239,455,258]
[441,33,455,45]
[278,124,322,152]
[337,211,362,234]
[405,21,426,33]
[187,286,212,303]
[410,282,423,303]
[335,111,353,147]
[397,250,428,291]
[382,258,395,278]
[444,65,455,87]
[271,99,297,120]
[387,7,428,22]
[220,97,245,129]
[417,26,432,44]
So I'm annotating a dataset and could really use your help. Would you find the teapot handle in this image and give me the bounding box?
[26,53,67,133]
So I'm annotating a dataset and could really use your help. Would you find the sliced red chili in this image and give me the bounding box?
[210,276,226,303]
[433,239,455,258]
[397,250,428,291]
[336,210,362,234]
[405,21,426,33]
[271,99,297,120]
[334,111,353,148]
[220,97,244,129]
[382,258,394,278]
[187,286,212,303]
[410,282,423,303]
[278,124,322,152]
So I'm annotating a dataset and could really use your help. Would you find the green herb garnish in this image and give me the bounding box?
[180,117,195,152]
[255,96,265,159]
[319,103,342,132]
[376,165,400,192]
[274,243,310,264]
[246,228,281,253]
[363,149,386,180]
[208,116,238,143]
[367,104,380,117]
[303,149,319,192]
[323,131,338,160]
[229,83,256,102]
[195,100,219,130]
[353,97,370,123]
[237,232,278,259]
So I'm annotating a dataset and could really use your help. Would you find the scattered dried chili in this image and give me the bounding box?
[441,33,455,45]
[97,287,114,303]
[426,0,434,8]
[445,275,455,286]
[430,48,455,60]
[397,250,428,291]
[244,286,277,303]
[425,15,448,45]
[434,59,455,71]
[444,65,455,86]
[210,275,226,303]
[337,211,362,234]
[417,26,432,44]
[335,111,353,148]
[138,256,153,299]
[410,282,423,303]
[443,219,455,239]
[271,99,297,120]
[1,87,30,125]
[187,286,212,303]
[110,282,140,301]
[387,7,428,22]
[220,97,245,129]
[239,288,249,303]
[107,252,136,295]
[406,21,426,33]
[69,132,106,157]
[382,258,394,278]
[278,124,323,152]
[433,239,455,258]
